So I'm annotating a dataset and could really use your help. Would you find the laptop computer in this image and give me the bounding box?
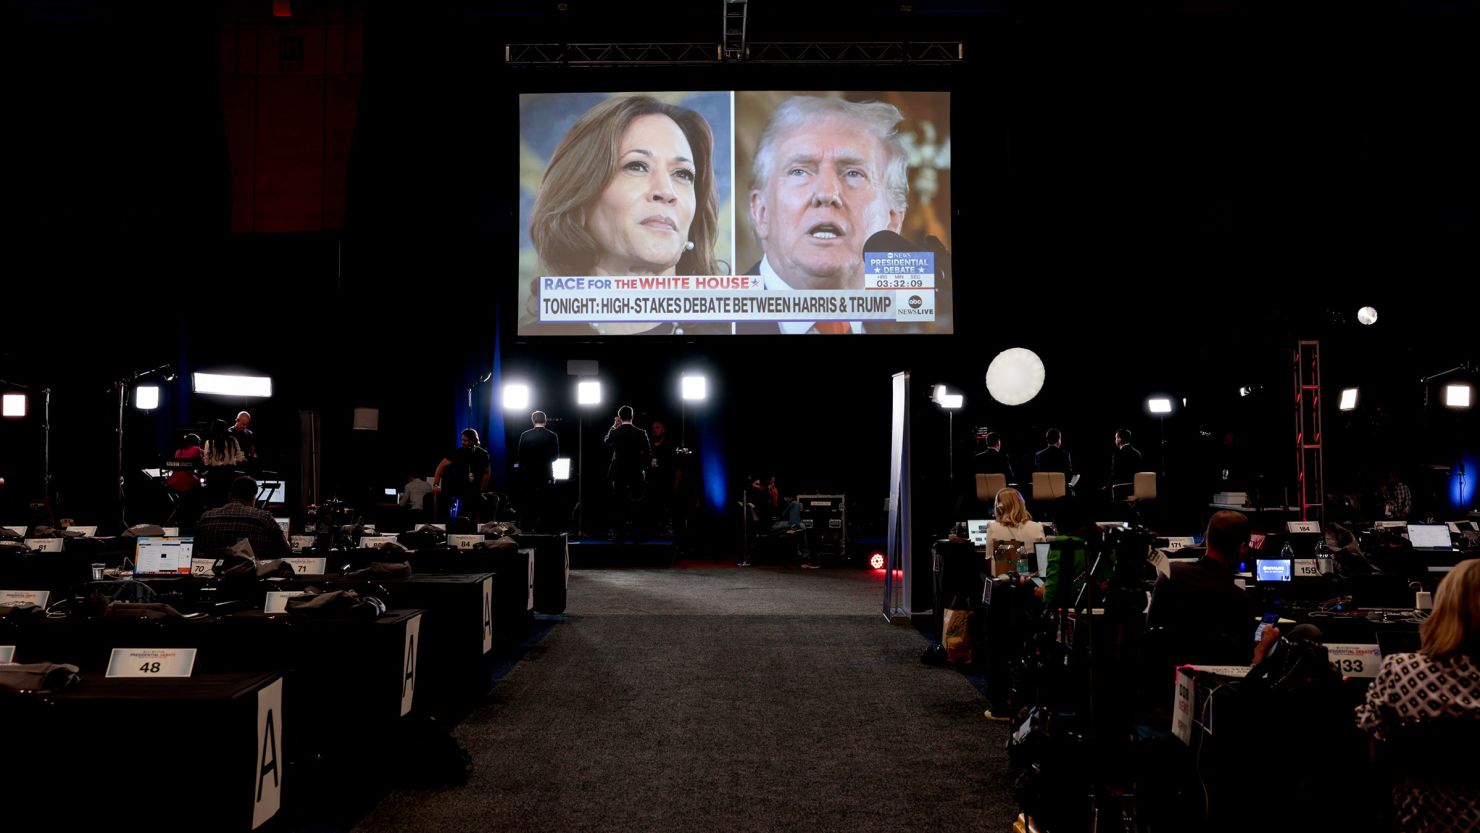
[967,519,990,547]
[133,536,194,575]
[1407,524,1454,551]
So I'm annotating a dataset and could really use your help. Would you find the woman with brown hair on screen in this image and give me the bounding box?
[527,95,727,335]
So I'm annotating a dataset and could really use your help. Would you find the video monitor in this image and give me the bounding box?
[518,91,952,336]
[1255,559,1292,582]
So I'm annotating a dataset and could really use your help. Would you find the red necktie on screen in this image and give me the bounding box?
[813,322,852,334]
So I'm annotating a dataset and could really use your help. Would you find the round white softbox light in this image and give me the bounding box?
[1357,306,1378,326]
[985,348,1045,406]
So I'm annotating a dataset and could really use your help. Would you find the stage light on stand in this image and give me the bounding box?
[1446,383,1473,410]
[135,386,160,411]
[502,383,531,411]
[681,375,707,402]
[1339,388,1359,412]
[577,381,602,406]
[574,380,603,537]
[1357,306,1378,326]
[1147,397,1173,415]
[2,393,24,418]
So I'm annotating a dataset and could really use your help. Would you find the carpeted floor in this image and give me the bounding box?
[353,565,1017,833]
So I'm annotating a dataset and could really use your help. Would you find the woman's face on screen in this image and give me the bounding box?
[586,114,697,276]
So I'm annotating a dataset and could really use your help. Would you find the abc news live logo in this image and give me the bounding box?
[898,293,932,317]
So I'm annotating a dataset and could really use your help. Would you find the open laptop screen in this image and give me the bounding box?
[1408,524,1452,550]
[967,519,990,547]
[134,537,194,575]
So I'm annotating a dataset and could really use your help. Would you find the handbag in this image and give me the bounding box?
[943,596,974,665]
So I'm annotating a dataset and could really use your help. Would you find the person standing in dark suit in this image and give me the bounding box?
[517,411,560,532]
[1034,428,1073,480]
[1107,428,1144,497]
[604,405,652,543]
[973,431,1015,484]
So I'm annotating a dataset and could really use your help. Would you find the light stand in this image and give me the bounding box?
[467,371,493,432]
[115,364,174,528]
[575,380,602,539]
[0,379,52,521]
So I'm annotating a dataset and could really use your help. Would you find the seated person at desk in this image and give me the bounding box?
[1356,559,1480,832]
[400,473,433,517]
[194,476,290,558]
[166,432,204,528]
[1145,509,1257,665]
[984,488,1046,571]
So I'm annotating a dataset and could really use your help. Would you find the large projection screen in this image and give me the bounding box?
[519,91,952,336]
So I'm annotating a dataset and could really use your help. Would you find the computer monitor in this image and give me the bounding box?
[258,481,286,504]
[273,517,290,536]
[1255,559,1292,582]
[1407,524,1453,550]
[967,519,990,547]
[133,537,194,575]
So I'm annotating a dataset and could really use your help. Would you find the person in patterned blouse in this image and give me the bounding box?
[1356,559,1480,832]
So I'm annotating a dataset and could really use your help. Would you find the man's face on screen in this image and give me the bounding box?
[587,114,697,277]
[751,116,903,290]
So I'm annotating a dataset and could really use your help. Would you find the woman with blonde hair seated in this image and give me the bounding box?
[985,488,1046,574]
[1356,559,1480,831]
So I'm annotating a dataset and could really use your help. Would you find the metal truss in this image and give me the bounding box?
[504,41,963,66]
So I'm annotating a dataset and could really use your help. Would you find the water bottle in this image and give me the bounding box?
[1313,536,1335,576]
[1281,540,1295,559]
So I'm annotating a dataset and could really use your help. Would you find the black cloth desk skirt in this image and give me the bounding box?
[0,670,285,832]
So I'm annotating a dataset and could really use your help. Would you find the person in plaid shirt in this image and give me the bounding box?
[195,476,289,557]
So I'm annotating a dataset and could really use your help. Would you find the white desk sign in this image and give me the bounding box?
[523,548,536,611]
[424,524,446,532]
[253,678,284,829]
[1293,559,1322,577]
[481,577,494,654]
[1172,668,1195,745]
[191,558,216,576]
[1149,550,1171,578]
[400,614,422,717]
[1164,537,1196,551]
[264,592,310,614]
[290,535,317,551]
[285,557,327,575]
[1287,521,1320,534]
[359,536,398,548]
[106,648,197,678]
[1327,644,1382,678]
[24,538,63,553]
[0,646,16,664]
[448,534,483,550]
[162,527,180,537]
[3,525,27,537]
[67,525,99,537]
[0,589,50,608]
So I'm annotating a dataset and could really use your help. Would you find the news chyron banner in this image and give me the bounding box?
[518,90,952,335]
[539,253,935,326]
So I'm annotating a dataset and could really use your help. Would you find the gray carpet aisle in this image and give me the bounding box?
[354,567,1017,833]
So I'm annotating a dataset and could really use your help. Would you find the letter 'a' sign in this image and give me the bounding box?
[253,678,283,829]
[482,577,494,654]
[400,613,422,717]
